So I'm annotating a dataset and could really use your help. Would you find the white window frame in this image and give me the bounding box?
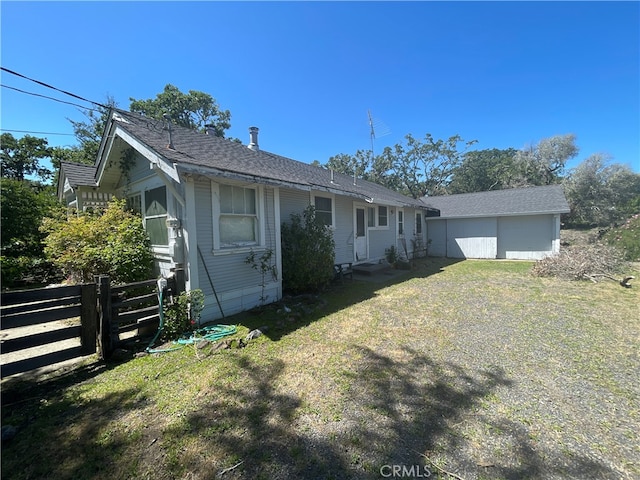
[415,211,423,235]
[212,181,265,252]
[378,205,389,229]
[311,192,335,229]
[366,204,391,230]
[397,209,404,237]
[144,185,170,248]
[367,206,376,228]
[126,186,170,253]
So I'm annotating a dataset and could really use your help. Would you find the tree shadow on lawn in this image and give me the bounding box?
[162,345,620,479]
[1,377,145,479]
[1,343,621,479]
[238,257,464,342]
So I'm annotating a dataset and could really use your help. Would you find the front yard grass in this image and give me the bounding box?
[2,258,638,480]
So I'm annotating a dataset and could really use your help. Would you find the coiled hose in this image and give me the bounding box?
[146,278,236,354]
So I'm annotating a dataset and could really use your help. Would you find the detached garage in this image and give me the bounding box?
[422,185,570,260]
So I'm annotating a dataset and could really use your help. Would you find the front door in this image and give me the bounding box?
[355,206,367,261]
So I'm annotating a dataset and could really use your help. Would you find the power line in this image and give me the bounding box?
[0,128,75,136]
[1,84,97,110]
[0,66,108,109]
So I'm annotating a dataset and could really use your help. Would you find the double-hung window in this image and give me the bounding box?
[378,206,388,227]
[314,195,333,227]
[398,210,404,235]
[367,207,376,228]
[415,212,423,235]
[219,184,258,246]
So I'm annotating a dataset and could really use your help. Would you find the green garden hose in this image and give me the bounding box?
[145,278,236,354]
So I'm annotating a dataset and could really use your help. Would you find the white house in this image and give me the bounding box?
[421,185,570,260]
[58,109,438,322]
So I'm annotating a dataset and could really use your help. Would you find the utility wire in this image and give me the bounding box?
[1,66,108,109]
[1,84,97,110]
[0,128,75,136]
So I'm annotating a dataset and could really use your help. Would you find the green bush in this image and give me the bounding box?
[281,205,335,293]
[1,178,65,288]
[603,213,640,261]
[0,256,63,288]
[41,198,154,283]
[162,289,205,341]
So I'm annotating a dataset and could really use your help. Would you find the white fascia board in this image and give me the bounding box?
[95,123,117,184]
[114,126,180,183]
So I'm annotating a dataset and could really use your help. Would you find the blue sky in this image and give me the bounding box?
[1,1,638,175]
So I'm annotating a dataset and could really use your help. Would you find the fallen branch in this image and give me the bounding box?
[414,451,467,480]
[217,460,244,477]
[587,273,635,288]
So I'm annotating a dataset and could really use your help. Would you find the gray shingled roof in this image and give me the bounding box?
[108,110,435,211]
[60,161,97,187]
[421,185,570,218]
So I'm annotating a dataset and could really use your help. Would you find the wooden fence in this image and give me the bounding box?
[1,284,96,377]
[1,273,181,377]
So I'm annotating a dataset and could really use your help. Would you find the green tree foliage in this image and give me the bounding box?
[63,97,118,167]
[42,199,154,283]
[129,84,231,136]
[0,133,52,181]
[563,154,640,227]
[1,178,61,258]
[326,133,476,198]
[449,148,519,194]
[1,178,63,287]
[281,205,335,293]
[513,134,578,186]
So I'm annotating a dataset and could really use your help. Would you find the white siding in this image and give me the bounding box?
[367,207,396,261]
[124,151,153,186]
[194,180,280,322]
[334,196,354,264]
[279,188,309,224]
[279,188,356,264]
[497,215,554,260]
[427,220,447,257]
[446,218,497,259]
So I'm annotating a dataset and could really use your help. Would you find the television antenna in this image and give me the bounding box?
[367,109,391,158]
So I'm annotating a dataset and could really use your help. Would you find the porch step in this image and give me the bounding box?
[352,262,391,276]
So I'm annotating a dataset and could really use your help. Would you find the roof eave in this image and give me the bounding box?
[425,209,570,220]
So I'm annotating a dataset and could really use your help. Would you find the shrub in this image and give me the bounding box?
[602,213,640,261]
[385,245,399,265]
[0,178,62,259]
[281,205,335,293]
[162,289,205,341]
[532,243,628,281]
[0,256,63,288]
[41,198,154,283]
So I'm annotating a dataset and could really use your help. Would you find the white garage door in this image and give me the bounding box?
[426,219,447,257]
[446,218,497,259]
[498,215,553,260]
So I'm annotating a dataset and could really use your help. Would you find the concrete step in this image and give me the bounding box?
[352,262,391,276]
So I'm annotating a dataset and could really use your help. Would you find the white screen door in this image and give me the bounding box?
[355,207,367,261]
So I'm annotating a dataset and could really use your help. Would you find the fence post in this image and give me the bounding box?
[80,283,97,355]
[96,275,113,360]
